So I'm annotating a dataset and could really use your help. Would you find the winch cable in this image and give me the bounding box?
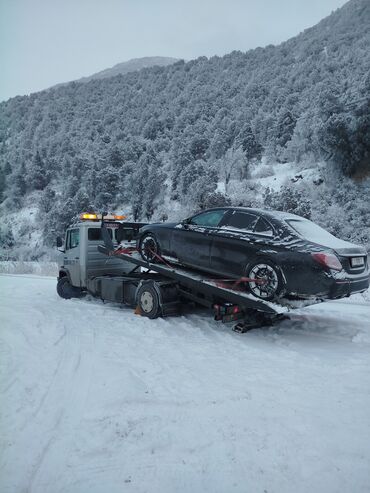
[147,248,175,269]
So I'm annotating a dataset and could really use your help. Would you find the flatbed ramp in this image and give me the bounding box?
[98,245,290,330]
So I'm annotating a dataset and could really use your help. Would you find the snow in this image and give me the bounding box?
[0,261,57,276]
[248,161,324,194]
[1,275,370,493]
[285,218,367,253]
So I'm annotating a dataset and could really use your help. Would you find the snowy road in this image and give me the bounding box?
[0,275,370,493]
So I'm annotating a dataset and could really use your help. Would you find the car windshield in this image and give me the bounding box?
[286,219,348,248]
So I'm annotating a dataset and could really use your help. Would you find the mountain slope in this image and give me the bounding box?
[51,56,179,89]
[0,0,369,258]
[78,56,179,82]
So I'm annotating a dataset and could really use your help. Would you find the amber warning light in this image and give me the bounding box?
[79,213,127,221]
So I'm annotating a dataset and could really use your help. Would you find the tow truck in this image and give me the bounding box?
[56,213,305,332]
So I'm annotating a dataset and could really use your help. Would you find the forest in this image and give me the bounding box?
[0,0,369,259]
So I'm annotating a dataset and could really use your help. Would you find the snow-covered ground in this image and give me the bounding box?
[0,261,57,276]
[1,275,370,493]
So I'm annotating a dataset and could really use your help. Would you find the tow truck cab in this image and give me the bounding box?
[57,214,144,290]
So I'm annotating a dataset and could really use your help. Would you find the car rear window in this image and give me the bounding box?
[286,219,340,245]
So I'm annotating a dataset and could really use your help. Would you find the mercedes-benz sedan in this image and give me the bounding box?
[137,207,369,300]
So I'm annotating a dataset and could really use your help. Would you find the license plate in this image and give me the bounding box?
[351,257,364,267]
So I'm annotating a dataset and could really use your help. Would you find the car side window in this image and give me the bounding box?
[224,211,258,231]
[68,228,80,249]
[253,217,273,236]
[189,210,226,227]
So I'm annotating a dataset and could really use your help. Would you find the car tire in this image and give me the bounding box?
[246,259,285,301]
[139,233,161,263]
[56,277,83,299]
[136,282,162,319]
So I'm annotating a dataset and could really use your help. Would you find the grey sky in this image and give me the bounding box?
[0,0,347,102]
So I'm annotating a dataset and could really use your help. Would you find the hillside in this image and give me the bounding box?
[0,0,369,259]
[53,56,179,87]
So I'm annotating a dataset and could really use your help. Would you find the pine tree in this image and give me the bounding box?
[29,151,48,190]
[39,185,56,214]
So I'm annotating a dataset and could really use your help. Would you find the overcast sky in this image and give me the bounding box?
[0,0,347,102]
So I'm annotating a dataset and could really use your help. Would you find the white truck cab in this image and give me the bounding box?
[56,213,143,298]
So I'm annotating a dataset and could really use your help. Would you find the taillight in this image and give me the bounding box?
[311,252,342,271]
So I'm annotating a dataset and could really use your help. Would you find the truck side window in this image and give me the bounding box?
[69,229,80,249]
[65,231,70,250]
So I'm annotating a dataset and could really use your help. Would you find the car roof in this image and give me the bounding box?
[204,207,304,222]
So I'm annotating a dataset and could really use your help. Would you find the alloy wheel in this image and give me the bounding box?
[248,263,279,299]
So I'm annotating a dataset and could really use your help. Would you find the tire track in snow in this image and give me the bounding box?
[1,308,96,493]
[27,316,96,493]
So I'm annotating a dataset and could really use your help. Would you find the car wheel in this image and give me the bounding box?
[139,233,161,263]
[246,260,285,301]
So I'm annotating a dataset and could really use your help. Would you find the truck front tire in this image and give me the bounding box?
[57,277,83,299]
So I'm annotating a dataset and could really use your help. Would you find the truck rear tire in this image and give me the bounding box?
[136,282,162,319]
[57,277,83,299]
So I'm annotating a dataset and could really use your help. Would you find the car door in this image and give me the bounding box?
[210,210,272,276]
[170,209,227,270]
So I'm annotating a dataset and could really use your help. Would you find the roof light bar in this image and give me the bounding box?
[80,213,98,220]
[79,213,127,221]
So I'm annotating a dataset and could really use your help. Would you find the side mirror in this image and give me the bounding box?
[181,219,190,229]
[56,236,63,248]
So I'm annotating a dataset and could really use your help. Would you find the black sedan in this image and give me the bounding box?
[137,207,369,300]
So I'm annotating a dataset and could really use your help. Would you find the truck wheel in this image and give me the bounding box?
[57,277,82,299]
[136,283,162,319]
[139,233,161,263]
[246,260,285,301]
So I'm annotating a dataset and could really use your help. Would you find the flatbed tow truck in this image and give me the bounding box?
[56,213,315,333]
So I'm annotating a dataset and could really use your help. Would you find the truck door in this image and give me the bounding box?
[85,226,134,279]
[64,228,81,287]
